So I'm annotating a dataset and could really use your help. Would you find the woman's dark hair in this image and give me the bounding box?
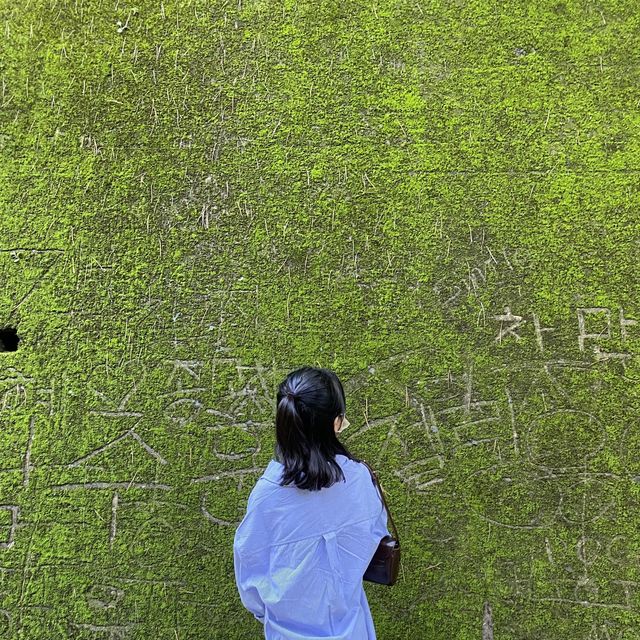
[274,366,360,491]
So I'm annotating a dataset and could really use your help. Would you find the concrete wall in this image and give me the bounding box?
[1,0,639,637]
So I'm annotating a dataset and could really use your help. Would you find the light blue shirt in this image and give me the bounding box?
[233,454,390,639]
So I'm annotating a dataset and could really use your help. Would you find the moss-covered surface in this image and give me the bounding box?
[1,0,640,637]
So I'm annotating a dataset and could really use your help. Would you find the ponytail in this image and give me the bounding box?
[274,367,357,490]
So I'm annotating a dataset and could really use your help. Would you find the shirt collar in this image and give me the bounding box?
[261,454,348,485]
[261,459,284,484]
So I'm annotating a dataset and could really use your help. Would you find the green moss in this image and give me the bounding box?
[1,0,639,637]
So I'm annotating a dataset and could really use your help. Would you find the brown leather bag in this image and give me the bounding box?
[359,459,401,586]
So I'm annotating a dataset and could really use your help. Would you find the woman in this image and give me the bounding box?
[233,366,390,639]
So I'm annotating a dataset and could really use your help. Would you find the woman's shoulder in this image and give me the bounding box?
[335,454,375,485]
[336,453,370,470]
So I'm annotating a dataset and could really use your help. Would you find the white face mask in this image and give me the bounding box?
[336,414,350,433]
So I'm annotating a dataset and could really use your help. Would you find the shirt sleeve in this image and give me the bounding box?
[233,543,265,622]
[370,483,392,541]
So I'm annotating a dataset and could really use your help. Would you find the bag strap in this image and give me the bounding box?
[358,458,399,542]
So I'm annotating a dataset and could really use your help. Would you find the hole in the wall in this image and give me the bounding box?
[0,327,20,352]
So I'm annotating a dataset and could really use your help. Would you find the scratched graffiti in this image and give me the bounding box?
[1,144,640,640]
[2,295,640,638]
[336,308,640,635]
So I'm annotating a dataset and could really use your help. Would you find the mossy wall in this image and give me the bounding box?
[1,0,640,638]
